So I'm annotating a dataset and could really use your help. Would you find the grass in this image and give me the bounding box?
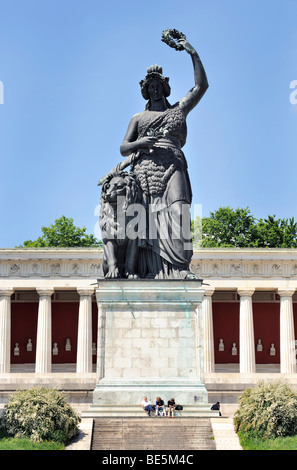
[238,431,297,450]
[0,429,65,450]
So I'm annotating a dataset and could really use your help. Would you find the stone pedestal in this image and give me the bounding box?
[89,280,208,416]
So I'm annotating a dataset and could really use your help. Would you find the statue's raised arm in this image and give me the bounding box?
[161,29,209,115]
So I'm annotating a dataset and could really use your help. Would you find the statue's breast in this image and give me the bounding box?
[138,105,187,147]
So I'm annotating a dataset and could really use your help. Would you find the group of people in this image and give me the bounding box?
[140,396,179,418]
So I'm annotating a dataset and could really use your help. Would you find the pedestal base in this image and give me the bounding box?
[93,378,209,406]
[86,280,208,417]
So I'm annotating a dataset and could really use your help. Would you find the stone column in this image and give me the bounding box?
[35,289,54,374]
[278,289,296,374]
[202,289,215,374]
[76,289,94,373]
[0,289,14,374]
[238,289,256,373]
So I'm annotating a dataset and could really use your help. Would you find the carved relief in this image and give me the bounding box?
[292,265,297,276]
[10,264,20,275]
[31,263,40,274]
[211,263,220,275]
[252,264,259,275]
[51,264,61,275]
[90,263,102,274]
[191,263,202,276]
[72,264,80,274]
[1,251,297,280]
[230,264,241,275]
[272,264,281,275]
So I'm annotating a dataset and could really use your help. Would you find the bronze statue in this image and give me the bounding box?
[99,30,208,280]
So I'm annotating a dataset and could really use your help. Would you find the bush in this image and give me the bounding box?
[234,380,297,439]
[0,387,81,444]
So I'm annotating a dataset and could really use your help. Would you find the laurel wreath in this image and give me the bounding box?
[161,29,186,51]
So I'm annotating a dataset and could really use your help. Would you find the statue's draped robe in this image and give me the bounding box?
[131,104,193,279]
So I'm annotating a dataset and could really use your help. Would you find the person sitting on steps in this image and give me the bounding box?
[167,398,176,418]
[140,396,153,416]
[155,397,166,416]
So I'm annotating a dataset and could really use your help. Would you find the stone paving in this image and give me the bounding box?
[210,417,242,450]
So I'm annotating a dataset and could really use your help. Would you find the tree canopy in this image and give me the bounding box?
[192,207,297,248]
[20,216,102,248]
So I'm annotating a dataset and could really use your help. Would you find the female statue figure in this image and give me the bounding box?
[120,33,208,279]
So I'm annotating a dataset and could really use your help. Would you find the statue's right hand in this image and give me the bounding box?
[136,136,159,150]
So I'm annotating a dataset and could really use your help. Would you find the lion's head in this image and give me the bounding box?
[99,171,142,238]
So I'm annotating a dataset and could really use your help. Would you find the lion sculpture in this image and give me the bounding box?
[99,171,143,278]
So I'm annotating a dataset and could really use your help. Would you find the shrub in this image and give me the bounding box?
[234,380,297,439]
[0,387,81,444]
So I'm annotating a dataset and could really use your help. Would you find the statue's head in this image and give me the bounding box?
[139,65,171,102]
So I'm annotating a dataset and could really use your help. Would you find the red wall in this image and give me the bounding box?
[11,303,38,364]
[213,301,282,364]
[52,302,79,364]
[253,303,280,363]
[11,301,98,365]
[213,302,240,363]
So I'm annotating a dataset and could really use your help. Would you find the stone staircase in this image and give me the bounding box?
[83,404,220,418]
[91,417,216,450]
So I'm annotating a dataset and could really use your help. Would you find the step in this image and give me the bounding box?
[91,418,216,450]
[82,404,220,418]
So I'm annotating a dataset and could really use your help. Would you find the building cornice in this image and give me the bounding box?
[0,248,297,286]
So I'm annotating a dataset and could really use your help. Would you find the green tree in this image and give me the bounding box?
[193,207,297,248]
[199,206,257,248]
[253,215,297,248]
[20,216,102,248]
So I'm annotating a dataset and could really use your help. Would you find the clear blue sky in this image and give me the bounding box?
[0,0,297,247]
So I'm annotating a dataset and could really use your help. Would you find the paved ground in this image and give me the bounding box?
[210,417,242,450]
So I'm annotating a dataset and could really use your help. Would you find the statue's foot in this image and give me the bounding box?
[126,272,139,279]
[180,270,198,280]
[185,272,198,280]
[105,267,120,278]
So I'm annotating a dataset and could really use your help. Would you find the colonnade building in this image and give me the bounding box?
[1,247,297,406]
